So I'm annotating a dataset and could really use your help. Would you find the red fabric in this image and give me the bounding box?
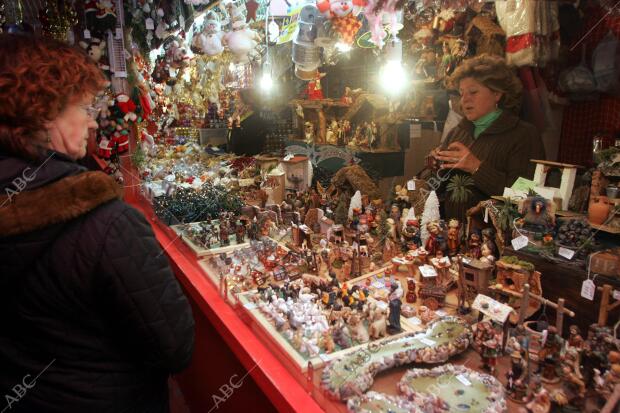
[558,6,620,166]
[507,32,536,53]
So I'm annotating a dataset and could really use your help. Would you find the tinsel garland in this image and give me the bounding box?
[153,183,243,224]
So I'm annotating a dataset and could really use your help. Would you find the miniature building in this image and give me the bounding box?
[292,223,314,249]
[280,155,310,192]
[458,257,493,297]
[495,261,543,296]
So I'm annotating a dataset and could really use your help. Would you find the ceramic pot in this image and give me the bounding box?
[588,196,611,225]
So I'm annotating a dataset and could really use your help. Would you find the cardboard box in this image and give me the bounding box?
[589,248,620,277]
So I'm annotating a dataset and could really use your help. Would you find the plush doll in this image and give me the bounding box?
[316,0,366,46]
[305,72,326,100]
[116,94,138,122]
[224,20,260,63]
[79,38,110,77]
[95,0,117,35]
[193,12,225,56]
[165,39,191,69]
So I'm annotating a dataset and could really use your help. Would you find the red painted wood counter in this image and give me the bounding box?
[128,197,324,413]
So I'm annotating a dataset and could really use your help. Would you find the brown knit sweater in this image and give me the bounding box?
[437,110,546,221]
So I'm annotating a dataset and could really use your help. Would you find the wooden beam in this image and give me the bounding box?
[556,298,565,333]
[597,284,620,326]
[518,284,531,325]
[489,285,575,317]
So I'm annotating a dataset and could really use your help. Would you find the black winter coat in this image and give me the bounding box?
[0,152,195,413]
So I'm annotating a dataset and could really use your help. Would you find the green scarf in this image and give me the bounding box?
[473,109,502,138]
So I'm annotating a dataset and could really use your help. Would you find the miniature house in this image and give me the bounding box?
[292,223,314,249]
[280,155,310,192]
[458,257,493,297]
[495,261,542,296]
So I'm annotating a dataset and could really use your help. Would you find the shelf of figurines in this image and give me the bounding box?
[482,195,620,277]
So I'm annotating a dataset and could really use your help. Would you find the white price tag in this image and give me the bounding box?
[613,290,620,301]
[410,123,422,139]
[244,302,257,310]
[146,18,155,30]
[435,309,447,317]
[115,28,123,39]
[179,14,185,28]
[407,180,416,191]
[408,317,421,325]
[83,29,91,39]
[581,279,595,301]
[484,207,489,223]
[558,247,575,260]
[456,374,472,386]
[419,337,436,346]
[419,265,437,278]
[511,235,528,251]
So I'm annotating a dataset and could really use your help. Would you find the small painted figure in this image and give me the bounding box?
[506,350,528,403]
[447,219,460,256]
[467,229,482,259]
[235,220,246,243]
[538,326,564,383]
[387,282,403,334]
[406,277,417,303]
[219,220,230,245]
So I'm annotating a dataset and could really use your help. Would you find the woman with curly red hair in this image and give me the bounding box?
[0,34,194,412]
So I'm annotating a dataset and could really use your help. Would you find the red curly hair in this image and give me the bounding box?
[0,34,107,159]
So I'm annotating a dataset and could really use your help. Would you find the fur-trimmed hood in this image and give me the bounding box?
[0,152,123,237]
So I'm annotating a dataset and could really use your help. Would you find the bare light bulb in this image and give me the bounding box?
[260,72,273,92]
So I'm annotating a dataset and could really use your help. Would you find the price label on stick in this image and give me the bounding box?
[146,18,155,30]
[484,207,489,223]
[511,235,528,251]
[581,279,595,301]
[407,180,416,191]
[84,29,91,39]
[558,247,575,260]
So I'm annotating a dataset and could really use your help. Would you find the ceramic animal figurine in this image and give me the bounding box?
[369,307,387,339]
[348,312,370,343]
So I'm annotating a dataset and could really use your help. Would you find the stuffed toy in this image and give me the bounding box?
[316,0,366,46]
[165,38,191,69]
[79,38,110,77]
[192,12,224,56]
[224,20,260,63]
[116,94,138,122]
[88,0,117,35]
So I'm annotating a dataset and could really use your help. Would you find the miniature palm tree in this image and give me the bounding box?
[446,174,475,204]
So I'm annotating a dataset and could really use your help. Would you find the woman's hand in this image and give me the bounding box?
[435,142,482,174]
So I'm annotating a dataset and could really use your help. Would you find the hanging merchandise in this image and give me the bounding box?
[292,3,321,80]
[317,0,366,46]
[558,46,598,101]
[496,0,560,67]
[79,37,111,78]
[592,31,620,95]
[192,11,225,56]
[364,0,403,49]
[84,0,117,37]
[223,1,261,63]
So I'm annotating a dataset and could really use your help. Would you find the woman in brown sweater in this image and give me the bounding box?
[430,54,546,221]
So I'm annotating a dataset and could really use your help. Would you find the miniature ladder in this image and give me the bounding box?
[107,0,128,94]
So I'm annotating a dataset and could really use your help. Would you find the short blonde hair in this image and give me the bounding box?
[446,54,523,112]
